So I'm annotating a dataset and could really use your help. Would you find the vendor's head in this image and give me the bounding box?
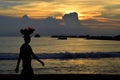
[24,35,31,44]
[20,27,35,44]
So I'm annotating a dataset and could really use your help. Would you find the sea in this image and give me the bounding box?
[0,37,120,74]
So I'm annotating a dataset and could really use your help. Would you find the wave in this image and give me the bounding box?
[0,52,120,60]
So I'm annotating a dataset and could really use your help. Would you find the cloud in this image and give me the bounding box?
[0,1,29,9]
[0,12,119,36]
[1,0,117,22]
[0,0,105,20]
[63,12,80,27]
[81,18,120,29]
[101,4,120,18]
[81,18,120,36]
[0,0,55,2]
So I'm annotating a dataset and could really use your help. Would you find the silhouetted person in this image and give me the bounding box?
[15,27,44,80]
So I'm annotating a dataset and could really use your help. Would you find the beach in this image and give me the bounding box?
[0,74,120,80]
[0,37,120,79]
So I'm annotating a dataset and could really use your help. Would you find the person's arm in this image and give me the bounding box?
[32,53,45,66]
[15,53,21,73]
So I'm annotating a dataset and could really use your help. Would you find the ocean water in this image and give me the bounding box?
[0,37,120,74]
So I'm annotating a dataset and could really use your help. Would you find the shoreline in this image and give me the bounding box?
[0,74,120,80]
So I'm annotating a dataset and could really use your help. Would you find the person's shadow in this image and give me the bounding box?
[15,31,44,80]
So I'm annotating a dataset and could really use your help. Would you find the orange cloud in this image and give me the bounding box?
[0,0,119,21]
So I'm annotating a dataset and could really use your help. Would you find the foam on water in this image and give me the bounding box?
[0,52,120,60]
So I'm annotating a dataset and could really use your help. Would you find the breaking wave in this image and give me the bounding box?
[0,52,120,60]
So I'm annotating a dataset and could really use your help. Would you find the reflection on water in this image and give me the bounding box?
[0,37,119,53]
[33,58,120,74]
[0,58,120,74]
[31,37,120,53]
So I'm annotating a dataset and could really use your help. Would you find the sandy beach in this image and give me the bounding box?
[0,74,120,80]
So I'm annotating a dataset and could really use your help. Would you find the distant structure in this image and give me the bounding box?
[57,36,67,40]
[34,34,40,38]
[86,35,120,41]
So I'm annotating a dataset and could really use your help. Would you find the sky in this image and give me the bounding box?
[0,0,120,36]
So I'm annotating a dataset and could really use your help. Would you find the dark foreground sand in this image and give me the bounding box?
[0,74,120,80]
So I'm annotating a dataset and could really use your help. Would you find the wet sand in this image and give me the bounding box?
[0,74,120,80]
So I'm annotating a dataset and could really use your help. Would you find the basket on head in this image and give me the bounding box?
[20,27,35,35]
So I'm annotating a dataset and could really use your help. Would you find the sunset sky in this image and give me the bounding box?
[0,0,120,36]
[0,0,119,19]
